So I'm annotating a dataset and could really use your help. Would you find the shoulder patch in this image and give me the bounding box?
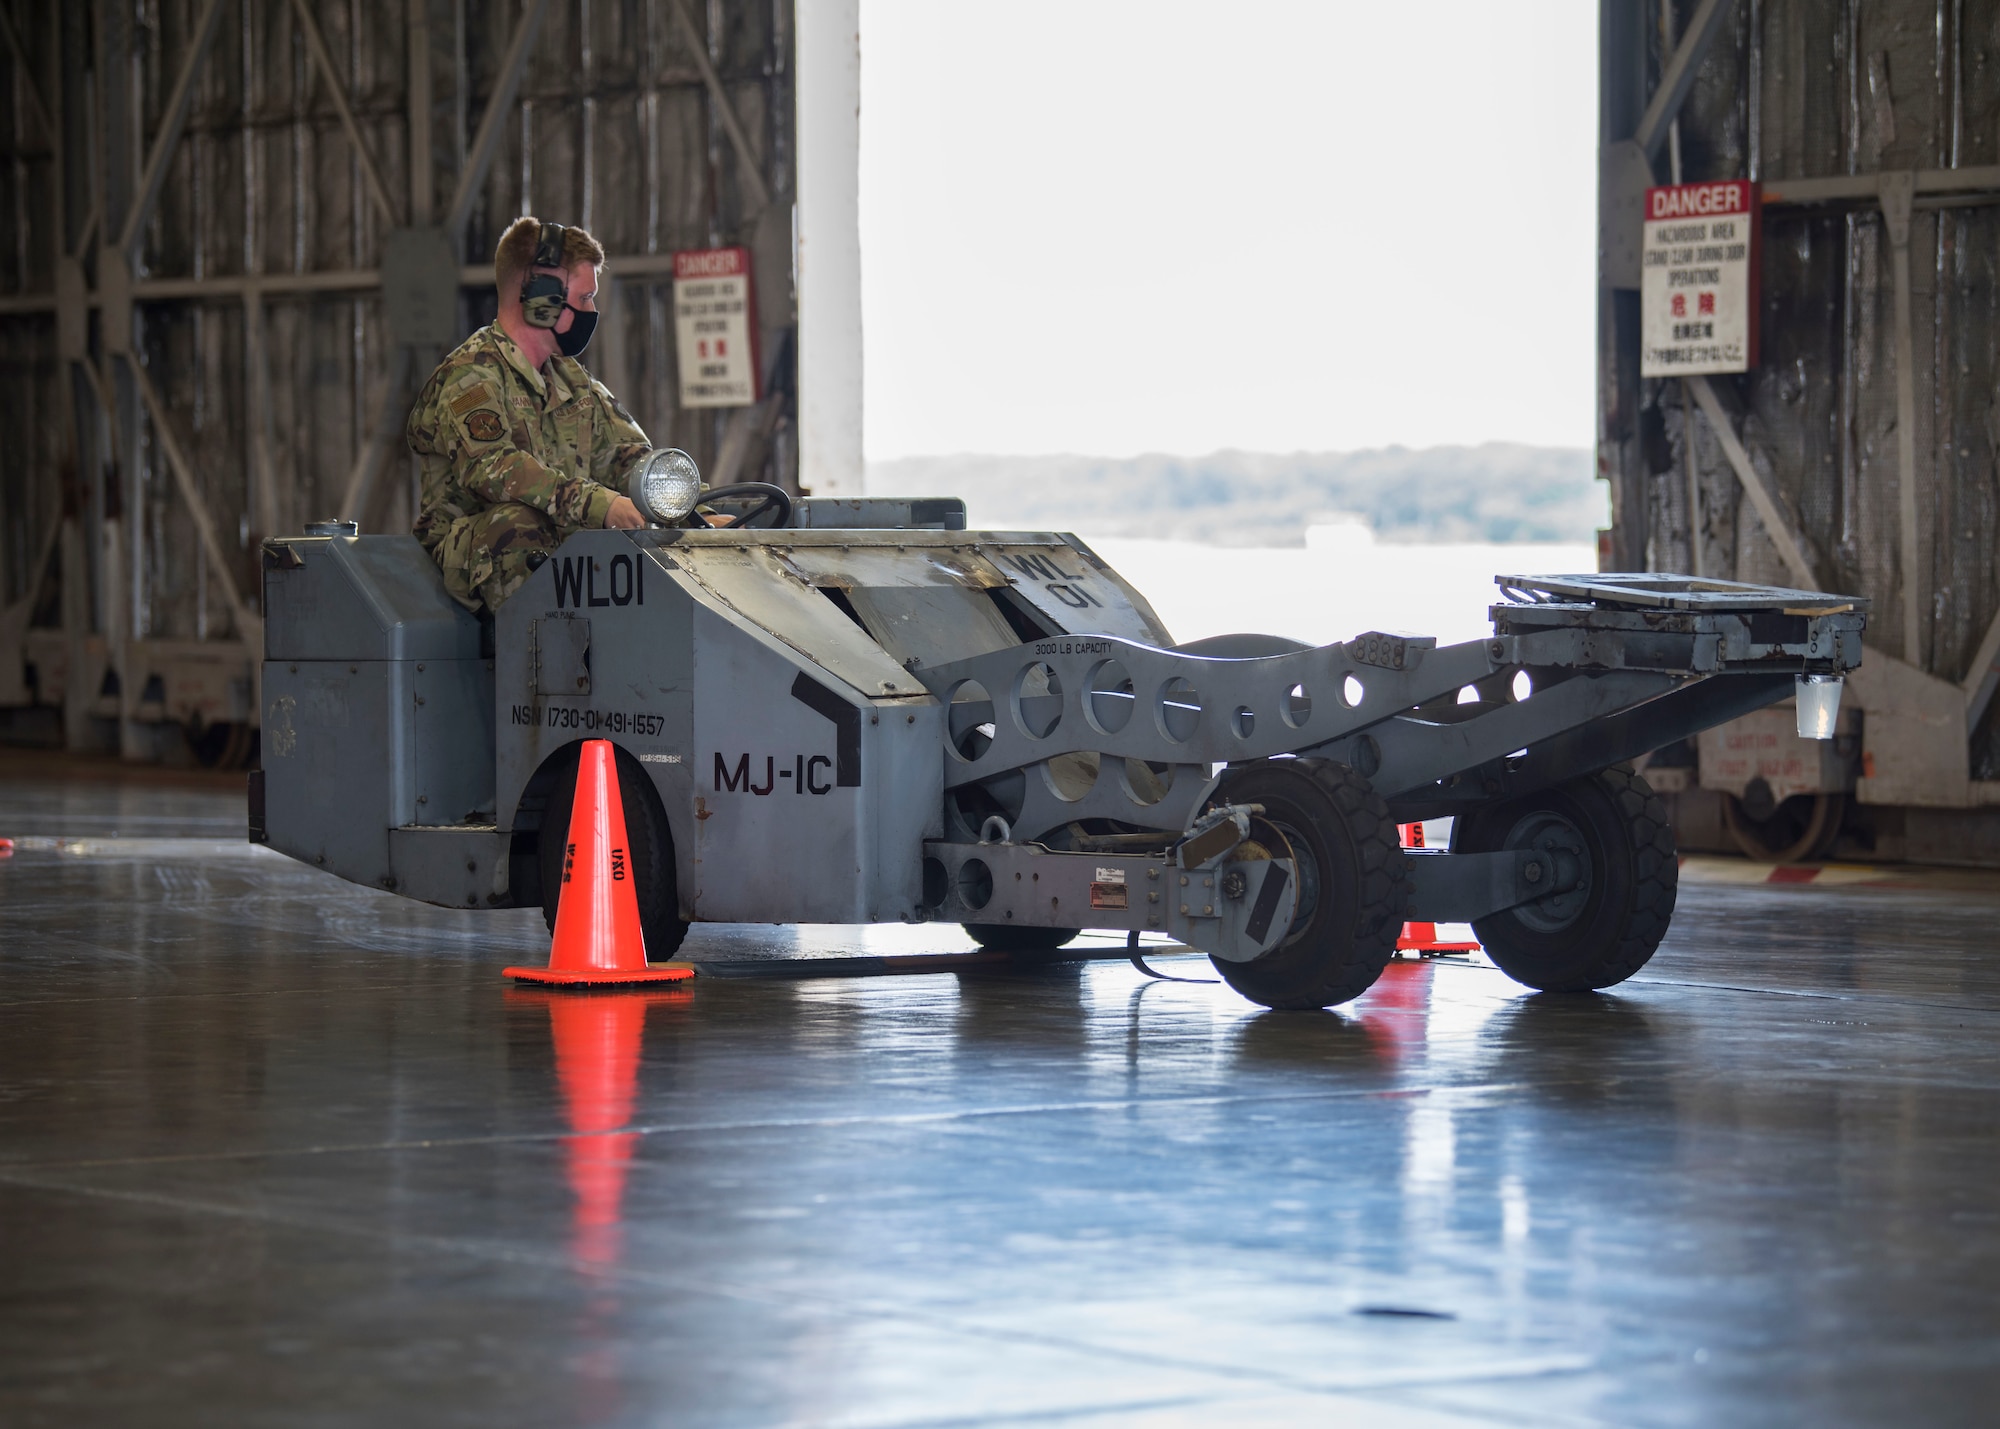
[451,383,498,416]
[464,409,506,443]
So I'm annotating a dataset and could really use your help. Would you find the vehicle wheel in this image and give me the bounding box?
[1201,758,1408,1010]
[962,923,1080,953]
[190,719,257,770]
[538,746,690,959]
[1723,788,1843,863]
[1451,763,1677,993]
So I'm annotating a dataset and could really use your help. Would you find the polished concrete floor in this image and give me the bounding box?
[3,765,2000,1427]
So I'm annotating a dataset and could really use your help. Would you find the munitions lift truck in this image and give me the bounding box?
[252,462,1866,1010]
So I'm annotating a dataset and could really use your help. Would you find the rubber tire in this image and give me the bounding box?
[1452,763,1677,993]
[538,747,690,959]
[962,923,1080,953]
[1723,790,1844,863]
[1203,758,1409,1011]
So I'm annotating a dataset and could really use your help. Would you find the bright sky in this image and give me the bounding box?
[858,1,1599,461]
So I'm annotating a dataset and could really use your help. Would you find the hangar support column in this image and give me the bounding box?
[796,0,864,498]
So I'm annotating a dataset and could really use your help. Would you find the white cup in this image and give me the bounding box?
[1795,674,1843,740]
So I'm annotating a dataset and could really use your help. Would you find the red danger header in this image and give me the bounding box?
[1647,180,1756,221]
[673,246,748,281]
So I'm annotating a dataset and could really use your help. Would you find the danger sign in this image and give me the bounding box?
[673,247,759,408]
[1640,181,1759,377]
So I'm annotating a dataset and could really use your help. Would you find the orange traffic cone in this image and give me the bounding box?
[1395,821,1481,957]
[504,739,695,986]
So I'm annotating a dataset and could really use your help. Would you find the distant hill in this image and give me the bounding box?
[865,444,1603,546]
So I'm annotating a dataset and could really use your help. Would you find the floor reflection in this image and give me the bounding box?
[17,775,2000,1426]
[507,985,696,1424]
[1225,959,1445,1074]
[507,988,693,1270]
[1475,991,1667,1103]
[1357,958,1437,1062]
[1228,1003,1396,1072]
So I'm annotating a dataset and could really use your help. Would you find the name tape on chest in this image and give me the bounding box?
[450,383,497,415]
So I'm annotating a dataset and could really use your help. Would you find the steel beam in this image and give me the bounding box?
[1681,378,1701,576]
[581,253,678,279]
[1686,375,1820,593]
[10,515,60,618]
[338,347,415,524]
[128,358,258,642]
[668,0,774,211]
[289,0,399,227]
[0,252,683,315]
[1482,672,1795,815]
[70,205,97,260]
[0,3,53,141]
[58,516,88,748]
[1631,0,1735,163]
[135,270,386,300]
[1762,165,2000,207]
[445,0,550,241]
[596,274,628,408]
[115,0,227,259]
[45,4,80,744]
[47,7,70,249]
[1657,0,1683,183]
[408,0,433,226]
[1960,604,2000,734]
[1879,171,1924,667]
[244,293,281,542]
[73,356,123,473]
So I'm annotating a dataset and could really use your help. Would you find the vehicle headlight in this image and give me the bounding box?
[630,447,702,523]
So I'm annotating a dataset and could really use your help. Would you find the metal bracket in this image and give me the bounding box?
[1405,848,1581,924]
[54,256,86,362]
[923,840,1297,964]
[381,228,461,347]
[1176,802,1256,869]
[1599,139,1656,290]
[96,247,132,356]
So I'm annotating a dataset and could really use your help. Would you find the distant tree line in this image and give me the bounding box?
[867,444,1602,546]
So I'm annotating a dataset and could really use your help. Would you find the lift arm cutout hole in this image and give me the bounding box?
[1085,659,1135,735]
[1012,663,1064,739]
[1156,676,1202,743]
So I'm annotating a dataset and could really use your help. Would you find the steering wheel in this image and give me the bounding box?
[689,482,793,529]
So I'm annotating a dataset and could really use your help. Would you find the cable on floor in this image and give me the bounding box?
[1126,930,1218,984]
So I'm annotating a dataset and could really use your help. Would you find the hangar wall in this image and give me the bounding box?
[0,0,822,763]
[1602,0,2000,862]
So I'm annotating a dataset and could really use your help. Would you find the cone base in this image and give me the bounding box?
[503,963,696,986]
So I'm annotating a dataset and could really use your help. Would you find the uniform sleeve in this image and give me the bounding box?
[587,377,653,489]
[423,363,616,530]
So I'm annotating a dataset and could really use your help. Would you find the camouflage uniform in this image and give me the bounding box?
[408,323,651,611]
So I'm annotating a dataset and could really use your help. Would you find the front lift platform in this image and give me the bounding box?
[912,568,1864,1006]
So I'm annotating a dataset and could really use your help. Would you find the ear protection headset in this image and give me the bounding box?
[519,221,569,329]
